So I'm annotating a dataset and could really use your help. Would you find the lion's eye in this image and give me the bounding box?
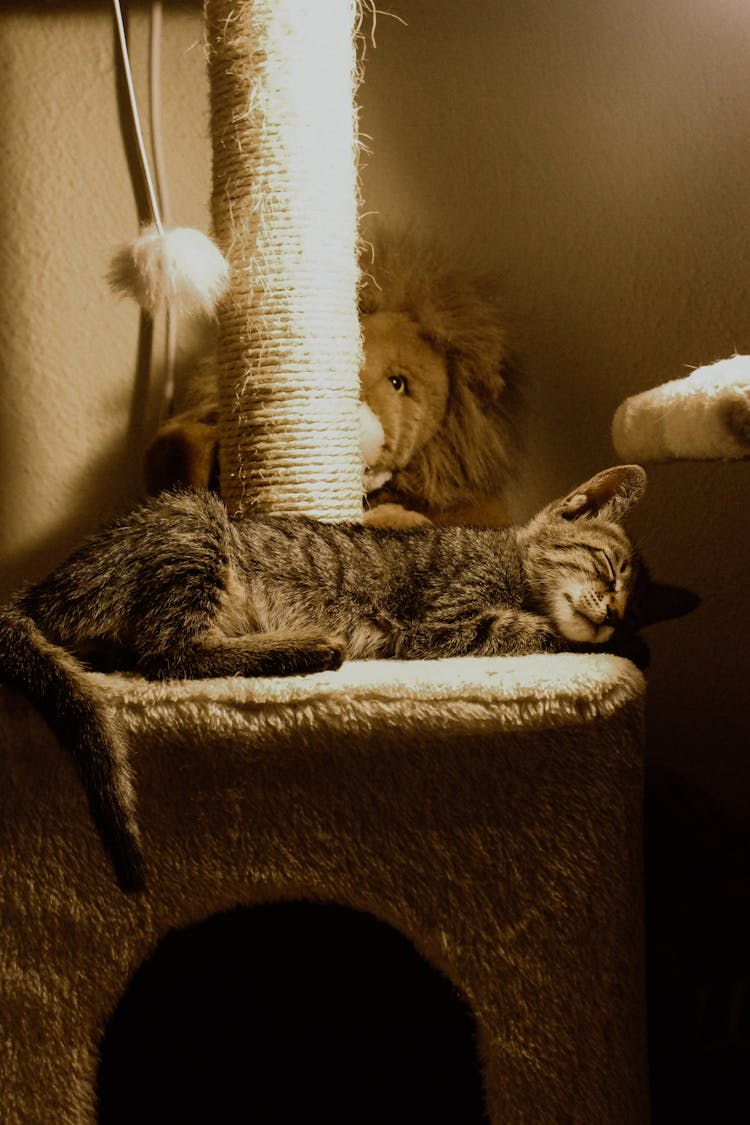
[388,374,409,394]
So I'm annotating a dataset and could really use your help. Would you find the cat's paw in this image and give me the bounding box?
[537,627,565,654]
[310,636,345,673]
[287,631,345,674]
[468,610,563,656]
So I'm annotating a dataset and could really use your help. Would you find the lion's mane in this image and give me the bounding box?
[358,224,521,514]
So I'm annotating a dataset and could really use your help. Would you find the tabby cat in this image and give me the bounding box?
[0,464,679,892]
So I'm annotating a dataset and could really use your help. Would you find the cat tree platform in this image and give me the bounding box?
[0,652,648,1123]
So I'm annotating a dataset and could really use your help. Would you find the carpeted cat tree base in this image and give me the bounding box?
[0,653,648,1123]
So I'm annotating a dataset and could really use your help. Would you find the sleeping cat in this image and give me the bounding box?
[0,464,681,892]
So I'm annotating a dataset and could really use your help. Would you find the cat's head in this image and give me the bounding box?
[519,465,648,644]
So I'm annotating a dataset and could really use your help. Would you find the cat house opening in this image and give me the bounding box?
[96,900,488,1125]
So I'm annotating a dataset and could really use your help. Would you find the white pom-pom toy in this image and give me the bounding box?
[109,224,230,319]
[109,0,229,322]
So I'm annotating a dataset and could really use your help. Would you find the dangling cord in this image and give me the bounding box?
[148,2,169,230]
[111,0,163,234]
[148,0,177,417]
[112,0,176,421]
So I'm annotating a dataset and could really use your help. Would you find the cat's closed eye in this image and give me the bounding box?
[592,549,620,590]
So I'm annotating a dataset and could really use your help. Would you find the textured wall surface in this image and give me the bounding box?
[0,5,211,592]
[1,0,748,811]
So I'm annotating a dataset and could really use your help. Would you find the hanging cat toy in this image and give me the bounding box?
[107,0,230,416]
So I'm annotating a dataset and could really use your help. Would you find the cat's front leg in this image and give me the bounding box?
[476,608,563,656]
[137,630,344,680]
[396,609,562,660]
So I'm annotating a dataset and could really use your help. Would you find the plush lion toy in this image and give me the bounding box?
[144,227,522,527]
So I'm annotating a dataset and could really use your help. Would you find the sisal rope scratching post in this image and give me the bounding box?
[205,0,364,521]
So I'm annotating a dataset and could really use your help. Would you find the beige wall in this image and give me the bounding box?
[1,2,748,813]
[0,4,211,590]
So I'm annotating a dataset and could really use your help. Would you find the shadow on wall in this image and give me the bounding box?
[645,766,750,1124]
[97,901,489,1125]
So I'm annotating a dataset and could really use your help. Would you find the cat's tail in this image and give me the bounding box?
[0,604,145,893]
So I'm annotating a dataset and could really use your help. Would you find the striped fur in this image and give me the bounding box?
[0,466,647,891]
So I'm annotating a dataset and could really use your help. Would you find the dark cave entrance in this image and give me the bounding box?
[97,900,489,1124]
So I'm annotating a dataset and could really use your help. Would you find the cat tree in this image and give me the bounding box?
[0,2,648,1121]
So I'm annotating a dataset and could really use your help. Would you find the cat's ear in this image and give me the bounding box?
[638,581,700,628]
[557,465,646,523]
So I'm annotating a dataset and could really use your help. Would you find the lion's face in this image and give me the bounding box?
[359,311,449,478]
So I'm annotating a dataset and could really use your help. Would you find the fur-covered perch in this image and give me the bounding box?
[613,354,750,461]
[0,655,648,1123]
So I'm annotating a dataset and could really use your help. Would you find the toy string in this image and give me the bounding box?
[147,1,176,413]
[111,0,164,235]
[112,0,176,417]
[148,1,171,230]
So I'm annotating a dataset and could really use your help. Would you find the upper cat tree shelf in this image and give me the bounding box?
[612,353,750,462]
